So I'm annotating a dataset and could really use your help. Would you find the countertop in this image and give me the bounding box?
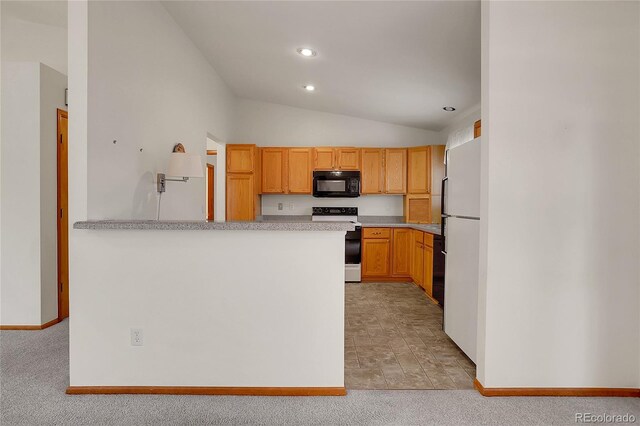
[258,215,442,235]
[73,220,355,231]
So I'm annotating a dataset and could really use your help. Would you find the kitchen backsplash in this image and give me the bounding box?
[261,194,404,216]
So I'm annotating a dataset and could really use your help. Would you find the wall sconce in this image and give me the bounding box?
[157,153,204,193]
[157,144,204,193]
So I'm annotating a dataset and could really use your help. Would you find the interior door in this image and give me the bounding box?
[443,216,479,362]
[57,109,69,320]
[207,164,214,220]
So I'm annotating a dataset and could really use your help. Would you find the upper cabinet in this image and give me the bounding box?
[226,144,256,173]
[260,147,313,194]
[336,148,360,170]
[407,146,431,194]
[313,147,336,170]
[261,148,287,194]
[361,149,384,194]
[288,148,312,194]
[474,120,481,138]
[385,148,407,194]
[313,147,360,170]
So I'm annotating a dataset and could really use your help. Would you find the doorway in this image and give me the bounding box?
[207,163,215,220]
[57,109,69,320]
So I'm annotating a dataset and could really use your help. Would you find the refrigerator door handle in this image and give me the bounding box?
[441,176,448,216]
[441,214,447,255]
[441,176,448,255]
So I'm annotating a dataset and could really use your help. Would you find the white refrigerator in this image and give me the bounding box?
[442,138,481,363]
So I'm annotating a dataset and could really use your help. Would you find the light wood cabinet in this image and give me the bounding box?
[336,148,360,170]
[287,148,312,194]
[411,230,424,287]
[362,238,391,277]
[313,147,335,170]
[313,147,360,171]
[392,228,412,276]
[361,149,384,194]
[385,149,407,194]
[261,148,287,193]
[407,146,431,194]
[474,120,481,138]
[363,227,391,239]
[404,194,431,224]
[226,173,255,221]
[227,144,256,173]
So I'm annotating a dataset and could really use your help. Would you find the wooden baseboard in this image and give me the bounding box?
[474,378,640,398]
[66,386,347,396]
[0,318,60,331]
[361,276,411,282]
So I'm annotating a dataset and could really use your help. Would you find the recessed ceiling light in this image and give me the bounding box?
[297,47,317,57]
[303,85,316,92]
[443,106,456,112]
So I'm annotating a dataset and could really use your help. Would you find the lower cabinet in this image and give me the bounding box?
[392,229,412,276]
[362,238,391,277]
[362,227,437,299]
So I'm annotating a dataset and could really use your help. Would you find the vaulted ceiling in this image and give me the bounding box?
[163,1,480,131]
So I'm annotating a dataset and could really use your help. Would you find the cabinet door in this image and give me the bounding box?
[385,149,407,194]
[314,147,335,170]
[336,148,360,170]
[226,174,255,221]
[404,194,431,224]
[226,144,255,173]
[288,148,312,193]
[411,230,424,286]
[261,148,287,193]
[362,239,391,277]
[392,228,411,276]
[360,149,384,194]
[407,146,431,193]
[424,244,433,296]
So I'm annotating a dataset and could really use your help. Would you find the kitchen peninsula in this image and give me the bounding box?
[68,219,352,395]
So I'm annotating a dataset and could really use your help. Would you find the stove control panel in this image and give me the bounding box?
[312,207,358,216]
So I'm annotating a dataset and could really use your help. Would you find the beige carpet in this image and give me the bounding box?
[1,320,638,425]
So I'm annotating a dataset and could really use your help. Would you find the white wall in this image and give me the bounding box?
[70,230,345,387]
[477,0,640,388]
[262,194,403,217]
[0,12,67,75]
[233,98,443,147]
[0,62,66,325]
[86,1,236,221]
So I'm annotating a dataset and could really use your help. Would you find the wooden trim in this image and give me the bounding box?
[66,386,347,396]
[206,150,217,156]
[361,276,410,283]
[206,163,214,221]
[474,120,481,138]
[474,378,640,398]
[1,318,61,331]
[57,108,69,321]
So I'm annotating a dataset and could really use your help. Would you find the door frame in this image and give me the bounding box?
[57,109,69,320]
[207,163,214,220]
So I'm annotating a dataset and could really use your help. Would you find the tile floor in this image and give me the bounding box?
[345,282,476,390]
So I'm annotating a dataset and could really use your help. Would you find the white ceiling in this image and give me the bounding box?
[163,1,480,131]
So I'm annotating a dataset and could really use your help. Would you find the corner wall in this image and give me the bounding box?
[478,0,640,388]
[0,62,66,325]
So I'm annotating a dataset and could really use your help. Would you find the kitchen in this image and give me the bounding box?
[220,127,481,389]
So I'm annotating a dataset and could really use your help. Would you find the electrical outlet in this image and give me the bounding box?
[130,328,144,346]
[278,203,283,211]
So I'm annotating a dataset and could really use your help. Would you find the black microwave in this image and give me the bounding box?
[313,171,360,198]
